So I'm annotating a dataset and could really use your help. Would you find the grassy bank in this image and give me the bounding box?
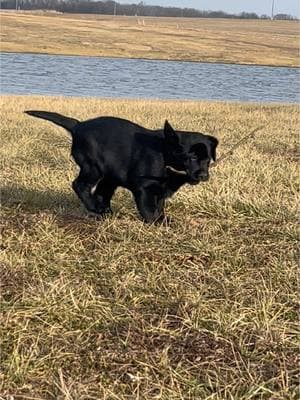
[1,11,299,67]
[0,95,299,399]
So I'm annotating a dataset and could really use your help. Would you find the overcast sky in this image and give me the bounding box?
[117,0,299,17]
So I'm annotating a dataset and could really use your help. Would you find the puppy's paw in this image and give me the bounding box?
[88,207,112,219]
[95,205,112,214]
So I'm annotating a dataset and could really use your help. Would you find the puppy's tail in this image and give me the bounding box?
[25,110,79,133]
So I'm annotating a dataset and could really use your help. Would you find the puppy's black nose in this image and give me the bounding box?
[198,174,209,182]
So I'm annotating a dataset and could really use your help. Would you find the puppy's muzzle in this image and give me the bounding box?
[189,173,209,184]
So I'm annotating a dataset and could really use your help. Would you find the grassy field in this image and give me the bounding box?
[0,95,299,399]
[1,11,299,67]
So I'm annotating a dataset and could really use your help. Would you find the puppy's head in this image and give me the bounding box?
[186,137,218,184]
[163,120,218,185]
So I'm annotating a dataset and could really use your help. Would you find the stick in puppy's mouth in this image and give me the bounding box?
[165,165,188,176]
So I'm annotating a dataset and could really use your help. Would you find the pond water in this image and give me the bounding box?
[0,52,299,103]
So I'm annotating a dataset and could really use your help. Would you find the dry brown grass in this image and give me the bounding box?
[1,11,299,67]
[0,95,299,399]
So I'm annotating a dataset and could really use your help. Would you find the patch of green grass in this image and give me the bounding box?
[0,96,299,399]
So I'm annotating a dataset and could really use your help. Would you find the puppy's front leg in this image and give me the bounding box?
[93,178,117,214]
[133,183,165,223]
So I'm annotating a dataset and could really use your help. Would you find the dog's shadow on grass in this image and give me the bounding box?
[1,185,183,229]
[1,184,78,213]
[1,184,137,221]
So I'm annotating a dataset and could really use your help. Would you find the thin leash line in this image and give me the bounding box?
[211,125,265,168]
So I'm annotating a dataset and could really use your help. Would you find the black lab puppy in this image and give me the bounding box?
[25,111,218,222]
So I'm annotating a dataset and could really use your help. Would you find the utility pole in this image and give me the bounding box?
[271,0,275,19]
[114,2,117,16]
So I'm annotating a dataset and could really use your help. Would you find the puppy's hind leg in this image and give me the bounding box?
[72,167,102,214]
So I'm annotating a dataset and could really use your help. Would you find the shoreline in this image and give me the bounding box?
[1,93,298,107]
[1,49,299,69]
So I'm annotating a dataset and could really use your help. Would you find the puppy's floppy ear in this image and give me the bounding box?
[207,135,219,161]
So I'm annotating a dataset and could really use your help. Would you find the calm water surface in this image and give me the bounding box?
[0,52,299,103]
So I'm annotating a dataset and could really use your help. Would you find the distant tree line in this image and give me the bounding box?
[0,0,298,20]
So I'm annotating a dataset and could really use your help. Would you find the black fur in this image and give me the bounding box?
[25,111,218,222]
